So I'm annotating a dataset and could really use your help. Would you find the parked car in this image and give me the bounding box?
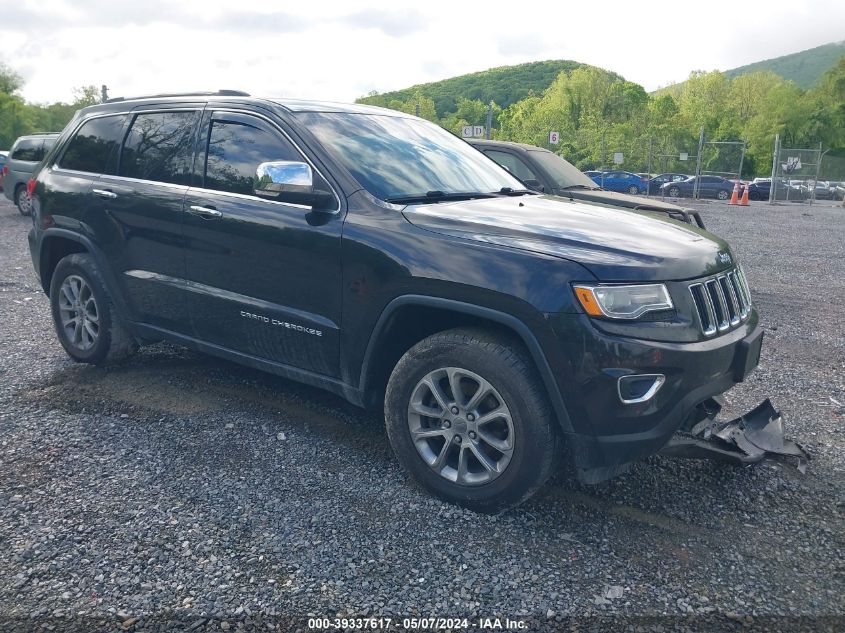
[808,181,834,200]
[661,175,736,200]
[0,151,8,192]
[469,140,704,227]
[745,179,806,202]
[588,169,647,194]
[647,172,689,195]
[582,170,603,179]
[27,92,761,511]
[3,133,60,214]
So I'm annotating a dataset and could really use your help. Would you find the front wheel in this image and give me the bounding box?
[668,186,681,198]
[717,189,730,200]
[384,328,559,512]
[15,186,31,216]
[628,185,640,195]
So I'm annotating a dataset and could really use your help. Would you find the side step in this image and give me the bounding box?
[660,398,809,473]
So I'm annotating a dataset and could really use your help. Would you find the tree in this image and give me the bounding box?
[0,60,23,94]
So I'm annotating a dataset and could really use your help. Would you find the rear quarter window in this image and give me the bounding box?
[59,116,127,174]
[11,138,43,161]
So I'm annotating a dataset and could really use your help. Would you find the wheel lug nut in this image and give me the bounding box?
[467,414,475,422]
[450,406,459,415]
[442,420,451,429]
[469,431,477,440]
[454,435,462,443]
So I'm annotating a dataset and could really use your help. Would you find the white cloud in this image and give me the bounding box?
[2,0,842,106]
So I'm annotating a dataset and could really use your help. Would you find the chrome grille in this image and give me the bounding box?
[689,268,751,337]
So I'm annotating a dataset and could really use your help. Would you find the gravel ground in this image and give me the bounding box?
[0,196,843,632]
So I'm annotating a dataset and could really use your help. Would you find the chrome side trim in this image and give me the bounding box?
[124,269,338,330]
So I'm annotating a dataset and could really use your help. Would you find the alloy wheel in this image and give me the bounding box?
[407,367,515,486]
[16,188,31,214]
[57,275,100,351]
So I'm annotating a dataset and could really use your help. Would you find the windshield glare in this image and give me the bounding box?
[296,112,525,201]
[527,150,597,189]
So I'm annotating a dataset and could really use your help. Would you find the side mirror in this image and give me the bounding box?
[523,179,544,192]
[254,161,335,210]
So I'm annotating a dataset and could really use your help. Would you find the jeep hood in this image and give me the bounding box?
[401,195,733,282]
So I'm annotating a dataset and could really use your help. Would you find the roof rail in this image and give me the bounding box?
[105,89,250,103]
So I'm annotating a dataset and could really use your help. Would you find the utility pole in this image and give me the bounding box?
[768,134,779,204]
[693,126,704,200]
[646,137,653,198]
[101,85,109,103]
[486,101,493,140]
[737,140,746,183]
[811,142,826,206]
[600,131,606,189]
[415,103,420,117]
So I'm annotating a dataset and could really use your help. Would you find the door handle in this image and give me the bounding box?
[92,189,118,200]
[188,205,222,219]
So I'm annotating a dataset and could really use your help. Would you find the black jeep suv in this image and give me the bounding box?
[27,91,763,511]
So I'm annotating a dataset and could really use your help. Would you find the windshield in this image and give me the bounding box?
[526,149,597,190]
[296,112,525,201]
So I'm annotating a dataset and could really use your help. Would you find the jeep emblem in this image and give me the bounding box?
[718,252,732,265]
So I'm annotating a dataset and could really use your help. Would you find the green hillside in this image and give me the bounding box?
[357,60,586,117]
[724,41,844,88]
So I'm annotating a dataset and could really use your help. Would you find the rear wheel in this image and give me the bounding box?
[15,185,31,216]
[384,328,559,512]
[628,185,640,195]
[717,189,730,200]
[668,186,681,198]
[49,253,137,365]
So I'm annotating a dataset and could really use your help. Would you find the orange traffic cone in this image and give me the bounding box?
[739,183,750,206]
[728,182,739,205]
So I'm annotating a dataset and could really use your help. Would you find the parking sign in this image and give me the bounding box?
[613,152,624,165]
[473,126,485,138]
[462,126,473,138]
[549,131,559,145]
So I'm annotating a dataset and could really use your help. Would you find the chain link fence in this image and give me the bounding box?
[768,139,842,204]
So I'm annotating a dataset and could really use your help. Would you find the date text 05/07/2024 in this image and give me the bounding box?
[307,616,528,630]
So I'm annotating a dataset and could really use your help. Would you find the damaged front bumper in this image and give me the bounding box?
[659,397,809,473]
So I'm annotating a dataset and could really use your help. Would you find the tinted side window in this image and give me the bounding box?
[484,150,538,182]
[204,119,301,196]
[60,116,126,174]
[121,111,199,185]
[11,139,42,161]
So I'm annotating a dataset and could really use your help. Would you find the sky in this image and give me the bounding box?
[2,0,844,105]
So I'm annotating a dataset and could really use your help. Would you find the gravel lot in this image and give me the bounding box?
[0,196,843,632]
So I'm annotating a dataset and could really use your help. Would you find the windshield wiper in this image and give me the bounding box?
[559,184,599,191]
[495,187,536,196]
[385,190,497,204]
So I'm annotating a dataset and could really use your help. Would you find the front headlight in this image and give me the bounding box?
[573,283,673,319]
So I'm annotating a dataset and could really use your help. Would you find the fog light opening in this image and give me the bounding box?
[618,374,666,404]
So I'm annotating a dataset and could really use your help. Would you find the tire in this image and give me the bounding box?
[628,185,640,195]
[15,185,31,216]
[717,189,730,201]
[49,253,137,365]
[668,186,681,198]
[384,327,559,513]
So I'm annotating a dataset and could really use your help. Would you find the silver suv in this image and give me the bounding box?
[3,133,59,215]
